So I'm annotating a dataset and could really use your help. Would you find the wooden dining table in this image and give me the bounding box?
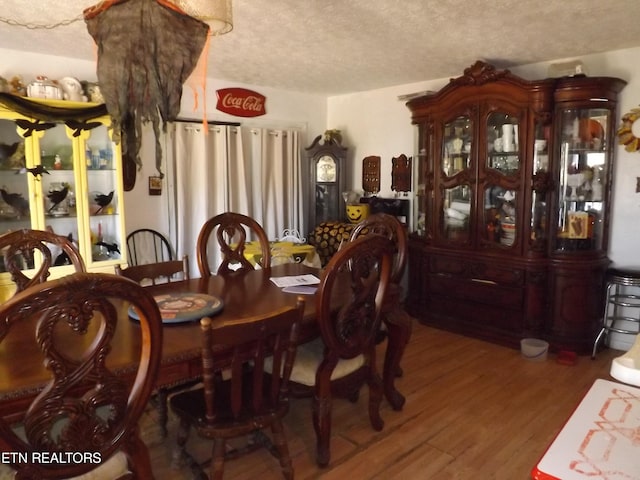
[0,263,408,421]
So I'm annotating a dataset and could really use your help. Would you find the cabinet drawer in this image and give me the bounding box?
[430,256,524,286]
[429,275,524,310]
[430,257,468,276]
[430,295,523,333]
[475,264,524,286]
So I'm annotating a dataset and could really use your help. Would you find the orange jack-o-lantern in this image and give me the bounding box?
[346,204,370,223]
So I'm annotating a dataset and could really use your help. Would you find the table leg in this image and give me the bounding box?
[383,306,412,410]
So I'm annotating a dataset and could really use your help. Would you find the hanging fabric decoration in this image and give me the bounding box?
[84,0,209,190]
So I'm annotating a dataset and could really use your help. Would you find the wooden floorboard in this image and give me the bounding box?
[142,321,622,479]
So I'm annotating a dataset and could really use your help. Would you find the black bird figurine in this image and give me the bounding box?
[19,165,50,180]
[94,190,114,214]
[14,119,55,138]
[54,233,75,266]
[0,188,29,217]
[95,241,120,255]
[0,142,19,164]
[47,185,69,213]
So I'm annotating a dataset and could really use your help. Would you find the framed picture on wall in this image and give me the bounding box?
[148,176,162,196]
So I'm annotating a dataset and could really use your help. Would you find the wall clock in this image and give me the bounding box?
[306,134,347,228]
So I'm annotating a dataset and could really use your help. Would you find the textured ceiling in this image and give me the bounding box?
[1,0,640,96]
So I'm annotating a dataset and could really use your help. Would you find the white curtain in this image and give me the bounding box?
[246,128,304,238]
[169,122,303,276]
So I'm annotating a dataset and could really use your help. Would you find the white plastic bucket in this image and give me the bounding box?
[521,338,549,362]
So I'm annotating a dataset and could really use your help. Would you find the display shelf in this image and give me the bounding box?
[0,95,127,300]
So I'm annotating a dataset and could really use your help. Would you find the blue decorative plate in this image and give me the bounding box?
[129,292,224,324]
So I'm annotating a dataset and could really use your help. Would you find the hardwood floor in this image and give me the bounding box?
[141,321,622,479]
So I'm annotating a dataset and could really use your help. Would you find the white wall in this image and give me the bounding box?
[328,46,640,266]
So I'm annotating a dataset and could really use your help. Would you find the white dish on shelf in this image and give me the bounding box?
[446,208,468,221]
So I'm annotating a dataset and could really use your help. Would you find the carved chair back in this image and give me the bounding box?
[196,212,271,276]
[0,228,85,295]
[116,255,189,286]
[0,273,162,479]
[349,213,407,284]
[318,234,393,362]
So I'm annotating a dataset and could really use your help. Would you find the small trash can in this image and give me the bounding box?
[521,338,549,362]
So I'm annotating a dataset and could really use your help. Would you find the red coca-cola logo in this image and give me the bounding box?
[215,88,266,117]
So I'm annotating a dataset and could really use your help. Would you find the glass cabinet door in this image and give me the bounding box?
[530,120,550,249]
[0,119,33,274]
[441,115,473,242]
[482,112,521,247]
[39,122,80,250]
[443,116,472,176]
[555,107,609,252]
[0,119,32,234]
[414,122,431,237]
[483,185,517,246]
[80,123,123,265]
[486,112,521,174]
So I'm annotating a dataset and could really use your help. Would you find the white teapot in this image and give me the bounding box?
[58,77,87,102]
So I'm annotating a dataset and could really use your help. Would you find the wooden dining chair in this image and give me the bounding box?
[287,234,394,467]
[196,212,271,276]
[0,228,85,295]
[350,213,407,283]
[170,297,305,480]
[126,228,173,266]
[116,254,189,286]
[349,213,413,410]
[115,254,190,437]
[0,272,162,480]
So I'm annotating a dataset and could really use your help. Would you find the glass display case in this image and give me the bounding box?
[0,96,126,299]
[406,61,626,353]
[554,107,611,252]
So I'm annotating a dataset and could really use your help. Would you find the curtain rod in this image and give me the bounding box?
[174,118,241,127]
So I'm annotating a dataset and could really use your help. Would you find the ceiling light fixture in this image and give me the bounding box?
[170,0,233,35]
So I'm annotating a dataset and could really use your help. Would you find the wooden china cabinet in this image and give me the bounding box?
[406,61,626,354]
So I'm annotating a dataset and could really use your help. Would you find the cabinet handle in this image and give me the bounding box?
[471,278,497,285]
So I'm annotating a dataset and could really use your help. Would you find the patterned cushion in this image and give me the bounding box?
[265,337,365,387]
[307,222,355,267]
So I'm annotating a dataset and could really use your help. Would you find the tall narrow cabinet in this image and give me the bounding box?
[0,94,127,301]
[406,61,626,353]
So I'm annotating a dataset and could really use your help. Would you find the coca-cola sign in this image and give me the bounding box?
[215,88,266,117]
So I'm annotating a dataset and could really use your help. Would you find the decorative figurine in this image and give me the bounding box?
[94,191,114,214]
[0,188,29,217]
[58,77,87,102]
